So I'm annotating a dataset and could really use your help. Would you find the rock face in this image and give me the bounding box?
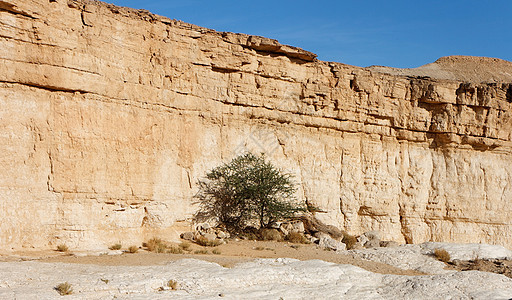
[1,0,512,250]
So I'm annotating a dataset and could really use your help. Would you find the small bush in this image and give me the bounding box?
[179,242,191,251]
[194,249,209,254]
[290,244,300,249]
[212,248,221,255]
[167,279,178,290]
[195,236,222,247]
[254,246,265,251]
[434,248,451,263]
[127,246,139,253]
[56,244,69,252]
[342,233,357,250]
[286,232,309,244]
[167,246,184,254]
[146,238,167,253]
[109,243,122,250]
[244,232,259,241]
[259,228,283,241]
[55,282,73,295]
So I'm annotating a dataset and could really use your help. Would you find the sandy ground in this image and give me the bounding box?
[33,240,424,276]
[2,241,512,299]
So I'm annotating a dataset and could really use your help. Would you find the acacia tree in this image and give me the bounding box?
[195,153,306,231]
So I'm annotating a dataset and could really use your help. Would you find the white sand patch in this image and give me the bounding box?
[1,256,511,299]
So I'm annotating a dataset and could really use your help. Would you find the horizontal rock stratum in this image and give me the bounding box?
[1,0,512,250]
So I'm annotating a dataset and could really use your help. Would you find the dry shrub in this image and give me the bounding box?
[254,246,265,251]
[127,246,139,253]
[286,232,309,244]
[179,242,191,251]
[195,236,222,247]
[259,228,283,241]
[244,232,259,240]
[55,282,73,295]
[146,238,167,253]
[212,248,221,255]
[194,249,208,254]
[342,233,357,250]
[109,243,122,250]
[434,248,451,263]
[167,246,184,254]
[167,280,178,290]
[56,244,69,252]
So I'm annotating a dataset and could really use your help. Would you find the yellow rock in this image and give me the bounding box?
[1,0,512,250]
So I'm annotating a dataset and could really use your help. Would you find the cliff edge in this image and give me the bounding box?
[1,0,512,250]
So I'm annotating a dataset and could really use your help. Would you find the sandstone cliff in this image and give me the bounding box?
[1,0,512,250]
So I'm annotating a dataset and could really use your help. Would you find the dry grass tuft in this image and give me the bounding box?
[212,248,221,255]
[56,244,69,252]
[244,232,259,240]
[286,232,309,244]
[109,243,122,250]
[167,279,178,290]
[167,246,184,254]
[55,282,73,295]
[195,236,222,247]
[179,241,191,251]
[194,249,209,254]
[146,238,167,253]
[259,228,283,241]
[434,248,451,263]
[127,246,139,253]
[342,233,357,250]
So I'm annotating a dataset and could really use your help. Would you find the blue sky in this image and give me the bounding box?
[108,0,512,68]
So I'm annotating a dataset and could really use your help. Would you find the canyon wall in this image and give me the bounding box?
[1,0,512,250]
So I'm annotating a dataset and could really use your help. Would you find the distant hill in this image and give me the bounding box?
[368,56,512,83]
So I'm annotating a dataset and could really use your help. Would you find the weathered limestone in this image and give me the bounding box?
[1,0,512,250]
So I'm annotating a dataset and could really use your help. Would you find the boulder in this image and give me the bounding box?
[361,230,381,248]
[380,241,399,248]
[305,234,319,244]
[279,223,293,236]
[317,233,346,251]
[356,235,369,248]
[180,232,195,241]
[202,233,218,242]
[216,230,230,239]
[363,231,381,241]
[195,222,211,232]
[364,239,381,249]
[291,221,305,233]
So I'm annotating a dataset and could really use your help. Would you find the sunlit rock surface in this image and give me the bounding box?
[1,0,512,250]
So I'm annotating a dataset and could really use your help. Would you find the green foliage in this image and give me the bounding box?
[195,153,306,230]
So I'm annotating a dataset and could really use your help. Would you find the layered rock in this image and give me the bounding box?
[1,0,512,250]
